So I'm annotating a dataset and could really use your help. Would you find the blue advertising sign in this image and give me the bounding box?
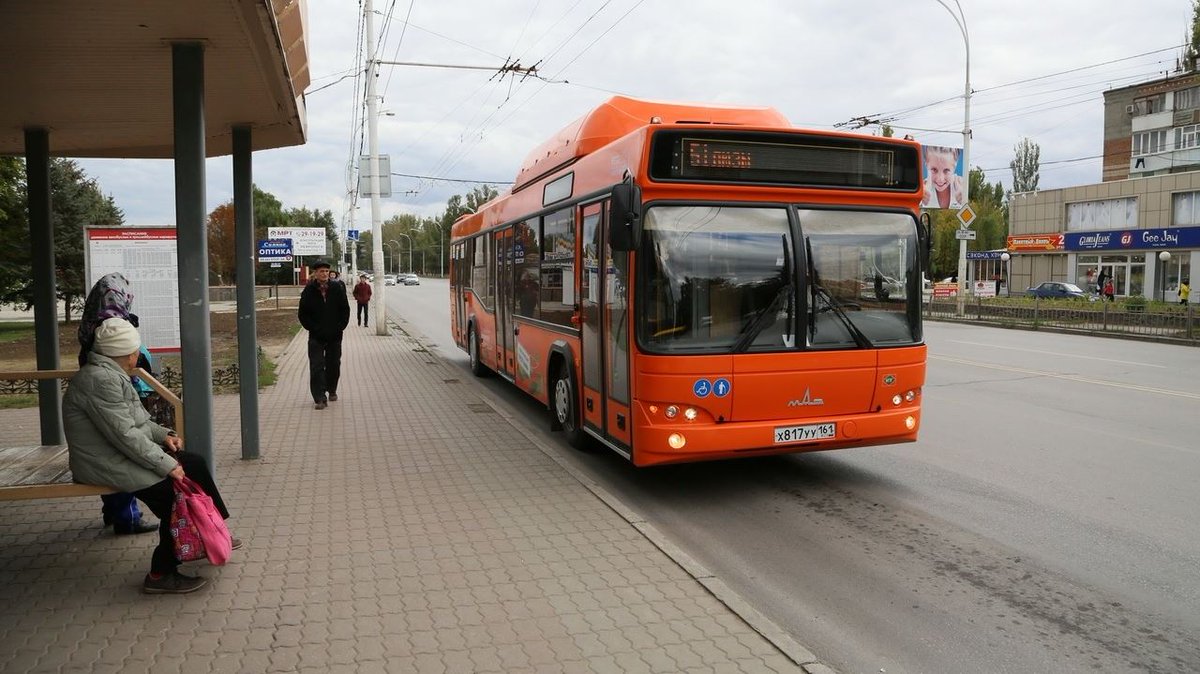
[966,251,1005,260]
[257,238,293,263]
[1064,226,1200,252]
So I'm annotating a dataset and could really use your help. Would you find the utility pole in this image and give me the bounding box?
[934,0,972,317]
[364,0,387,335]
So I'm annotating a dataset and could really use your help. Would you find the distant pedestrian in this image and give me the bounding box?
[1103,278,1115,302]
[298,259,350,410]
[1096,269,1108,298]
[1180,278,1190,305]
[353,273,372,327]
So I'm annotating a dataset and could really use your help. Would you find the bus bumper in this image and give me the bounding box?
[631,406,921,467]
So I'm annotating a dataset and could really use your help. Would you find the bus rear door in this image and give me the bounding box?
[494,227,516,378]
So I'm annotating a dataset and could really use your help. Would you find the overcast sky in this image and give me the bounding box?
[80,0,1196,233]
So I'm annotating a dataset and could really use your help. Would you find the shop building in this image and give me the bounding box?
[1005,70,1200,300]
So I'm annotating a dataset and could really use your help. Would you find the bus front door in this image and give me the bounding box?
[495,227,516,378]
[580,202,632,452]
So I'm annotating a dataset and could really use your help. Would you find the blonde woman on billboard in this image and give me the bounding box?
[920,145,965,210]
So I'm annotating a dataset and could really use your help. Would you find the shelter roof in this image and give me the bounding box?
[0,0,309,158]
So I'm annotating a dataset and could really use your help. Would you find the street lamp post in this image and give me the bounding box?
[396,233,413,274]
[934,0,971,316]
[1000,252,1011,297]
[1159,250,1172,302]
[385,241,400,274]
[428,222,444,278]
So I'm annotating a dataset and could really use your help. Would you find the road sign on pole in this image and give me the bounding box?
[957,204,977,229]
[954,229,977,240]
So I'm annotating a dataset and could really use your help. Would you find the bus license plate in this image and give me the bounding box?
[774,422,836,444]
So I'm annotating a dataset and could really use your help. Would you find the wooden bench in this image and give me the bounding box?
[0,367,182,502]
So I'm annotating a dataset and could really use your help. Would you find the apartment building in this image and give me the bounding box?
[1006,70,1200,300]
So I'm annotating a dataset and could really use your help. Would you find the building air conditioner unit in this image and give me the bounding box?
[1125,104,1136,114]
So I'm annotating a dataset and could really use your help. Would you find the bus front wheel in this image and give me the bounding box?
[552,364,586,449]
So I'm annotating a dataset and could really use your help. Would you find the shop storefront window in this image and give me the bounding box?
[1080,254,1146,298]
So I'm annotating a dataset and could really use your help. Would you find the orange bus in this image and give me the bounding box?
[450,96,930,466]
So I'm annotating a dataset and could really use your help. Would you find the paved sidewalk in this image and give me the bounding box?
[0,319,827,673]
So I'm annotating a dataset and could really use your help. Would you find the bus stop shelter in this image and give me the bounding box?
[0,0,311,466]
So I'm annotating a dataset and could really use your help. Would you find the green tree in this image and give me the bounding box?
[1009,137,1040,195]
[1186,1,1200,70]
[927,168,1008,278]
[0,159,123,321]
[0,157,28,300]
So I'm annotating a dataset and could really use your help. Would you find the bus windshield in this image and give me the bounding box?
[638,205,920,353]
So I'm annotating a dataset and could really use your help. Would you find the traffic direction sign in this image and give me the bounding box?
[955,229,977,240]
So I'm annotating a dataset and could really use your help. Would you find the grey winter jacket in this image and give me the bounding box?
[62,352,178,491]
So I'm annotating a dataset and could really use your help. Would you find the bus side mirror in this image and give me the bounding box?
[609,181,641,251]
[919,212,932,271]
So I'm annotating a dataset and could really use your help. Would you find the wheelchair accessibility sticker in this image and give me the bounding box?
[693,379,711,398]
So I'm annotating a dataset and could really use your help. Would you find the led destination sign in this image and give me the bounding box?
[650,132,921,190]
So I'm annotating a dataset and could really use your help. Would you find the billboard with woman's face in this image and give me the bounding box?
[920,145,965,210]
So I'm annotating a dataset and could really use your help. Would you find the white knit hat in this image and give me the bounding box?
[94,317,141,357]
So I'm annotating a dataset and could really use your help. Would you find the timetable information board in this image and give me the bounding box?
[84,227,181,353]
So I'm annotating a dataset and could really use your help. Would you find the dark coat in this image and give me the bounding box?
[298,279,351,341]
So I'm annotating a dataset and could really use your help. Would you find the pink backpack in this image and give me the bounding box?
[170,477,233,565]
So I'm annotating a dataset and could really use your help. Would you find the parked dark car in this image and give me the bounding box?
[1025,281,1087,299]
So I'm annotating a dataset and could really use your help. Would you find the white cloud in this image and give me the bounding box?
[79,0,1195,227]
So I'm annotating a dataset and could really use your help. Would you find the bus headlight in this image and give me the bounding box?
[892,394,903,406]
[905,390,916,402]
[905,416,916,430]
[668,433,687,449]
[665,405,679,419]
[683,408,698,421]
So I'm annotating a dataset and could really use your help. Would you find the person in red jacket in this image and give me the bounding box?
[352,273,373,327]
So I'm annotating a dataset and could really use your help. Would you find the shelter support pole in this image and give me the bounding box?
[233,126,260,460]
[24,128,63,445]
[172,42,215,472]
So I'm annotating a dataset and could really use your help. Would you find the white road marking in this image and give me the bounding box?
[931,354,1200,400]
[945,340,1166,368]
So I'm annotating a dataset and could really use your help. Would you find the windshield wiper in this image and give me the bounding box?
[804,237,872,348]
[732,234,793,353]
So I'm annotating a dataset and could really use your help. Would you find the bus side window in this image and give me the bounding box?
[540,207,576,327]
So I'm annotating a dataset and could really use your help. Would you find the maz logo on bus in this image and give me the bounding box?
[786,388,824,407]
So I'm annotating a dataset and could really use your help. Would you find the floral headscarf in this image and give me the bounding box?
[78,272,137,367]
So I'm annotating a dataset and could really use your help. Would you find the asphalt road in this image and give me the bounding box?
[384,279,1200,674]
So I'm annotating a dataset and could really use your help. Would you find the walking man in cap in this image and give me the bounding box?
[297,259,350,410]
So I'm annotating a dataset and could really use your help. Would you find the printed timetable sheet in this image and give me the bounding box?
[85,227,181,352]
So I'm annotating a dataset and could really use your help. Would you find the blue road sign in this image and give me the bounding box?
[348,229,360,241]
[257,238,293,263]
[713,378,731,397]
[692,379,711,398]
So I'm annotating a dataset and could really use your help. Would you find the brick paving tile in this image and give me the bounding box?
[0,316,815,673]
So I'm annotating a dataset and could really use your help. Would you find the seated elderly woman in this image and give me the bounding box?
[63,317,239,595]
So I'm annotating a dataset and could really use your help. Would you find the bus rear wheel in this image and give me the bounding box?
[468,327,488,377]
[552,364,586,449]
